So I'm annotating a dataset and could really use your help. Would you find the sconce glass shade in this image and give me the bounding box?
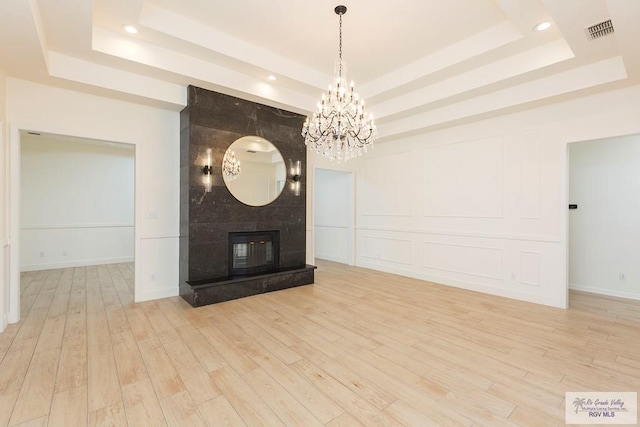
[203,148,213,192]
[291,160,301,196]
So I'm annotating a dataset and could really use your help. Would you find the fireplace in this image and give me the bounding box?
[229,231,280,277]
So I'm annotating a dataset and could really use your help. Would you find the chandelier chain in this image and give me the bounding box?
[338,13,343,76]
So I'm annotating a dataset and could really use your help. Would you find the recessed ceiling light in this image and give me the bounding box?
[267,75,277,81]
[122,24,138,34]
[534,21,551,31]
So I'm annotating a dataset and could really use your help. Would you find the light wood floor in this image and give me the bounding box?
[0,261,638,426]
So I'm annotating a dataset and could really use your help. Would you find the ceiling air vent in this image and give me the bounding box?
[585,19,614,40]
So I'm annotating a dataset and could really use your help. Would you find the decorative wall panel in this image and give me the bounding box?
[423,136,503,218]
[361,236,413,265]
[521,131,541,219]
[361,152,413,216]
[423,241,503,280]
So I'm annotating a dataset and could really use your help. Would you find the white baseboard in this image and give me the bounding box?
[315,254,350,265]
[0,313,7,333]
[569,283,640,301]
[20,256,134,272]
[136,287,179,302]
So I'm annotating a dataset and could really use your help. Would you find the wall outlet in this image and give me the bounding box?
[147,210,158,219]
[511,273,516,281]
[619,273,626,281]
[39,251,44,257]
[150,273,157,281]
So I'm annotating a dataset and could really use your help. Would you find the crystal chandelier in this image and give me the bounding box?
[222,150,241,181]
[301,5,377,162]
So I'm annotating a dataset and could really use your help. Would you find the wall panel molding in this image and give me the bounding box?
[521,130,542,219]
[423,241,503,280]
[361,235,413,265]
[357,225,559,243]
[423,135,504,218]
[21,223,134,230]
[361,151,413,217]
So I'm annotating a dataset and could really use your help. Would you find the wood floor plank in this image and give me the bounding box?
[175,326,227,373]
[249,345,345,424]
[197,395,247,427]
[162,338,222,404]
[210,365,285,427]
[111,331,148,387]
[0,324,19,355]
[9,349,59,425]
[0,392,19,427]
[54,328,87,393]
[291,341,396,411]
[0,349,32,395]
[123,306,155,342]
[159,390,207,427]
[234,311,303,364]
[88,402,127,427]
[383,399,470,427]
[11,415,49,427]
[198,324,258,375]
[33,314,66,354]
[86,307,121,412]
[242,367,324,427]
[325,412,366,427]
[139,301,181,344]
[120,378,167,426]
[136,337,186,399]
[2,261,640,426]
[289,358,401,427]
[48,385,88,427]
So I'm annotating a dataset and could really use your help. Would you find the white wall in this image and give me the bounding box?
[20,135,135,271]
[313,168,353,265]
[5,78,180,323]
[569,134,640,300]
[307,84,640,308]
[0,67,7,332]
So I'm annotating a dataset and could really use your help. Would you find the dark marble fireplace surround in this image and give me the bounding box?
[180,86,315,307]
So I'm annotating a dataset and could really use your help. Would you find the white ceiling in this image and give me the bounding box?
[1,0,639,142]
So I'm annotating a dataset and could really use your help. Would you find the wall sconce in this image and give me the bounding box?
[203,148,213,192]
[290,160,301,196]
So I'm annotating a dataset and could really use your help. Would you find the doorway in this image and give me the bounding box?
[9,129,137,323]
[567,133,640,301]
[313,168,355,265]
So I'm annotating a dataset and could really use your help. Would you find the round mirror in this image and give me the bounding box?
[222,136,286,206]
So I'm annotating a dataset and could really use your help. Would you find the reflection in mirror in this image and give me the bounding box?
[222,136,286,206]
[222,149,241,181]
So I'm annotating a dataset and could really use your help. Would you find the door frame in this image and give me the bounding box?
[8,122,139,323]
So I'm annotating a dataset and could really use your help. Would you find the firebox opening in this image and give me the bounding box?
[228,230,280,277]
